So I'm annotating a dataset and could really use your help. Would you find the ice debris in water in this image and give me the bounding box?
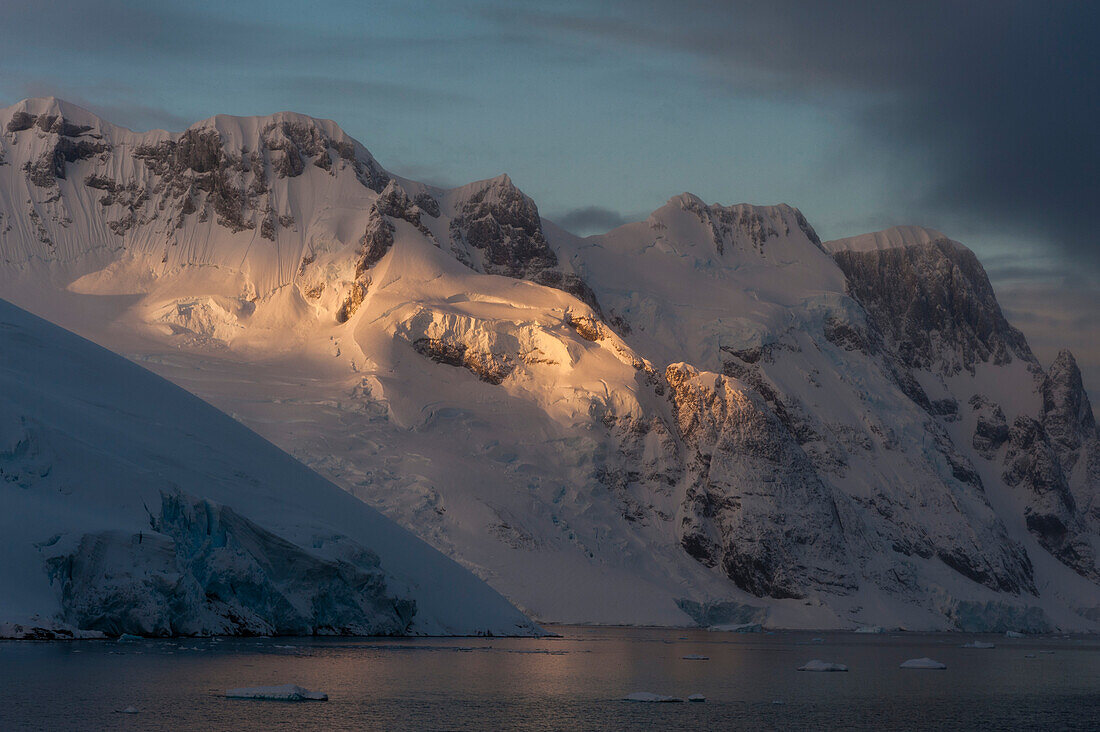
[117,707,139,714]
[900,658,946,669]
[853,626,884,634]
[623,692,684,703]
[963,641,995,649]
[1004,631,1026,638]
[226,684,329,701]
[687,694,705,702]
[798,660,848,672]
[681,654,709,660]
[117,634,143,642]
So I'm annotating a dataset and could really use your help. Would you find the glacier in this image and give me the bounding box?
[0,298,539,637]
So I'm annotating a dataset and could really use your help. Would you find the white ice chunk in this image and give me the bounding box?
[225,684,329,701]
[1004,631,1026,638]
[798,659,848,672]
[962,641,995,649]
[623,692,684,703]
[900,657,946,669]
[853,626,884,634]
[687,694,705,702]
[118,707,139,714]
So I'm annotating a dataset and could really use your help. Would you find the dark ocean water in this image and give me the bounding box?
[1,626,1097,730]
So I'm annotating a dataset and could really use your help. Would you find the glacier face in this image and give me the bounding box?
[0,299,539,638]
[0,97,1097,631]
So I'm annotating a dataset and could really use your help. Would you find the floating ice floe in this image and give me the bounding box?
[962,642,995,649]
[687,694,705,703]
[225,684,329,701]
[117,707,139,714]
[854,626,885,634]
[900,658,946,669]
[1004,631,1026,638]
[117,634,143,642]
[708,622,762,633]
[623,692,684,703]
[798,660,848,672]
[681,654,709,660]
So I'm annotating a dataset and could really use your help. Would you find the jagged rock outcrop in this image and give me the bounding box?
[675,194,823,254]
[449,176,602,313]
[969,394,1010,459]
[1002,415,1098,581]
[666,363,854,598]
[1042,351,1099,492]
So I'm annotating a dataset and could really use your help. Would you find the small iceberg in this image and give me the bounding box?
[1004,631,1026,638]
[900,657,946,669]
[226,684,328,701]
[962,641,995,649]
[854,626,885,634]
[798,659,848,672]
[687,694,705,703]
[681,654,709,660]
[623,692,684,703]
[708,622,762,633]
[117,707,139,714]
[117,634,143,642]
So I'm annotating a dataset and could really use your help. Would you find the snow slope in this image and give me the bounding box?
[0,298,539,637]
[0,97,1096,631]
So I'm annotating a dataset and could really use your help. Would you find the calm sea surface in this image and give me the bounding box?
[1,626,1097,730]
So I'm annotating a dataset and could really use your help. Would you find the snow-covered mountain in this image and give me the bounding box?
[1,97,1096,631]
[0,298,539,638]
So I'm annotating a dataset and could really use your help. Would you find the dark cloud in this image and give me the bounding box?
[511,1,1100,270]
[551,206,631,236]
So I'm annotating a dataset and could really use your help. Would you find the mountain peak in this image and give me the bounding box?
[4,96,109,136]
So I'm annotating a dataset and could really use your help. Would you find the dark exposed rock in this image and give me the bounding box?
[449,176,603,313]
[354,208,396,278]
[566,313,605,342]
[6,111,37,132]
[1002,415,1098,581]
[969,395,1010,459]
[22,136,110,187]
[336,282,367,323]
[414,192,440,218]
[823,316,872,353]
[451,176,558,275]
[834,239,1034,376]
[412,338,515,384]
[666,363,855,598]
[1041,350,1097,476]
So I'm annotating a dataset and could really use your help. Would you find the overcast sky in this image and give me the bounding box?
[2,0,1096,396]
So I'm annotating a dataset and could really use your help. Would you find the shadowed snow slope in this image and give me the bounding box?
[0,98,1097,631]
[0,299,539,637]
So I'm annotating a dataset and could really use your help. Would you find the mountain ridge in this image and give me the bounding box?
[1,97,1096,632]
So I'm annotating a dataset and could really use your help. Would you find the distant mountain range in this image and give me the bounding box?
[1,97,1096,632]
